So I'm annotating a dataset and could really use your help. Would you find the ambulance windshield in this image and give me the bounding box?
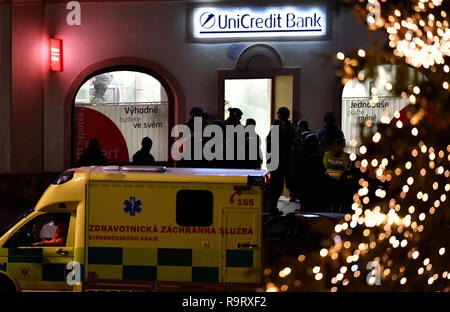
[0,208,33,237]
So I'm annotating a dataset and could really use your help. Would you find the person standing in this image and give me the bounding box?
[322,138,350,212]
[294,132,325,212]
[225,108,244,168]
[178,107,210,168]
[291,119,313,202]
[243,118,262,169]
[316,112,345,152]
[275,107,296,200]
[79,138,107,166]
[267,107,296,215]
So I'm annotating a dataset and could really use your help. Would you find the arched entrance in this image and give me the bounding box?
[63,58,185,168]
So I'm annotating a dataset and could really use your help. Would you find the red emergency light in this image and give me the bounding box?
[50,38,62,72]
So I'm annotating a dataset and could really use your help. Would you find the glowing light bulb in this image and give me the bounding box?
[279,267,292,278]
[372,132,381,143]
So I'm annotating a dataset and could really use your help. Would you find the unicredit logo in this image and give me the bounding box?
[193,6,327,38]
[200,12,216,29]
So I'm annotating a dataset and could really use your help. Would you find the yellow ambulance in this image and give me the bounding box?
[0,166,270,292]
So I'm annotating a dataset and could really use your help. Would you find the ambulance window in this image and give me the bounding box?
[3,213,70,248]
[176,190,213,226]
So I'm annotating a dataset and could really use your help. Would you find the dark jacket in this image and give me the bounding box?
[316,124,345,147]
[79,148,107,166]
[132,150,156,166]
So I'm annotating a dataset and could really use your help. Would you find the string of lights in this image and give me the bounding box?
[264,0,449,292]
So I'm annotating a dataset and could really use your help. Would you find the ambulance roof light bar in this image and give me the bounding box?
[103,165,167,172]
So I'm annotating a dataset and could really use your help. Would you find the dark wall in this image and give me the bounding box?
[0,172,59,211]
[10,3,45,173]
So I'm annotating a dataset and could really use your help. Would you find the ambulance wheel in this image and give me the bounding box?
[0,275,16,292]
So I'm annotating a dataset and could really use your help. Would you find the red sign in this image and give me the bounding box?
[229,191,242,204]
[74,107,129,164]
[229,191,255,206]
[50,38,62,71]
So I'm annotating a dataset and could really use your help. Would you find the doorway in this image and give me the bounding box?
[221,72,298,169]
[224,78,272,165]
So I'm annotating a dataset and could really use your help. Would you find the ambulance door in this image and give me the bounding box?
[221,208,261,284]
[2,212,74,291]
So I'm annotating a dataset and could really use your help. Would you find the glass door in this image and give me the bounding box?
[224,78,272,168]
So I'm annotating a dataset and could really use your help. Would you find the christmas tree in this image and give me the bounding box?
[265,0,450,292]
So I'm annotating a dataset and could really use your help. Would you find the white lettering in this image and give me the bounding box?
[66,1,81,26]
[366,261,381,285]
[182,296,216,310]
[193,6,327,39]
[66,261,81,286]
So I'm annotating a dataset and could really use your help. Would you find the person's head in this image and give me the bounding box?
[332,138,345,154]
[189,107,203,118]
[228,108,243,121]
[141,137,153,151]
[277,107,290,120]
[88,138,100,149]
[212,119,225,130]
[93,82,107,95]
[297,119,309,133]
[245,118,256,128]
[201,110,210,122]
[323,112,336,125]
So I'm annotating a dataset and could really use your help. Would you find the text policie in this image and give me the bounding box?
[171,117,280,171]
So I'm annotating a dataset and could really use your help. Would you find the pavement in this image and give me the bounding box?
[276,195,300,215]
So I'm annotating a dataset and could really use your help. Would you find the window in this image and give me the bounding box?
[3,213,70,248]
[176,190,213,226]
[341,65,411,153]
[74,70,169,165]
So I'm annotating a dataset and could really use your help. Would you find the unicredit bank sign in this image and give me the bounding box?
[192,5,327,40]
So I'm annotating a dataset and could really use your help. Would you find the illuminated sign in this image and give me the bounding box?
[50,38,62,72]
[193,6,327,39]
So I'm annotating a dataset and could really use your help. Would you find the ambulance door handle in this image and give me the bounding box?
[238,242,258,249]
[57,249,69,256]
